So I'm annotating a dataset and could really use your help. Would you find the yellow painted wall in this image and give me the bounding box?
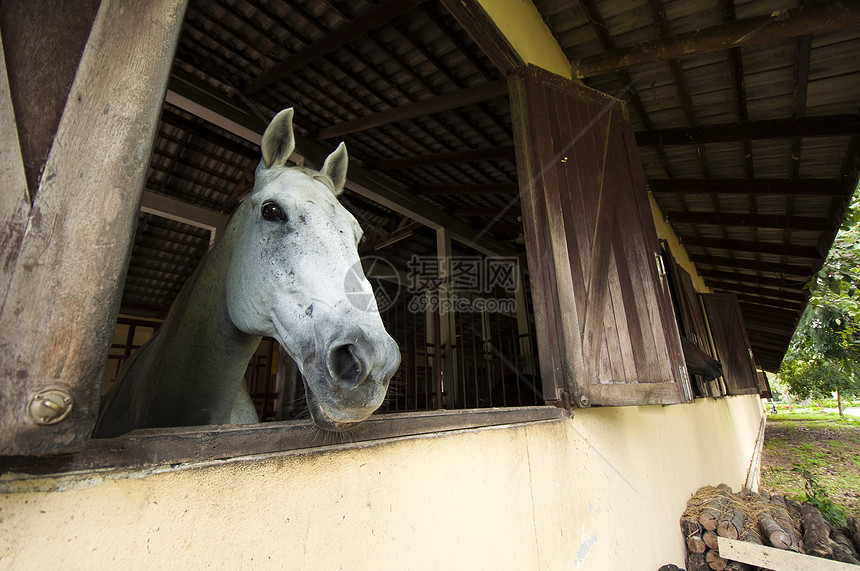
[476,0,571,78]
[2,395,763,570]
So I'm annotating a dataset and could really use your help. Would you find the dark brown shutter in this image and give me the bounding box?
[662,247,723,397]
[510,65,688,408]
[701,293,760,396]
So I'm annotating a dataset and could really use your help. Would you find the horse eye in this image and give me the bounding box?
[261,202,286,222]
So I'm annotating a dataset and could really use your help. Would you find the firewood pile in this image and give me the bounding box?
[679,484,860,570]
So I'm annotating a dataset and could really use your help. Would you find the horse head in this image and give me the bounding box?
[225,108,400,431]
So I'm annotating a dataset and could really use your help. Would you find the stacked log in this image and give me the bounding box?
[680,484,860,569]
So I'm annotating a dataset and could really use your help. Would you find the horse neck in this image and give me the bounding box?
[149,214,262,421]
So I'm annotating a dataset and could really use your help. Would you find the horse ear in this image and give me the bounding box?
[261,108,295,169]
[322,142,348,195]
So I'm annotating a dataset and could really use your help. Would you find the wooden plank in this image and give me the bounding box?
[438,0,523,76]
[586,382,684,406]
[682,237,820,259]
[414,183,519,196]
[636,114,860,146]
[242,0,423,95]
[706,281,808,303]
[576,2,860,78]
[364,145,516,170]
[717,537,858,570]
[139,191,229,244]
[648,178,844,196]
[667,211,828,232]
[702,294,761,395]
[690,254,815,278]
[0,27,31,308]
[699,269,809,289]
[0,0,100,195]
[0,407,568,475]
[313,80,508,140]
[0,0,189,456]
[509,69,570,403]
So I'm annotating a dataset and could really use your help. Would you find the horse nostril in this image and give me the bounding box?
[329,343,364,386]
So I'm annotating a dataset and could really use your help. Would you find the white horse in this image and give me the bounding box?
[95,109,400,437]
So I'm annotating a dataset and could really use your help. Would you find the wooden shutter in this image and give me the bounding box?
[701,293,760,396]
[662,247,723,398]
[509,65,688,408]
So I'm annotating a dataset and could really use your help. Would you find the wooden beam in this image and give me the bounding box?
[637,114,860,146]
[680,236,821,259]
[705,280,809,303]
[0,27,31,309]
[313,80,508,140]
[363,145,516,170]
[242,0,423,95]
[166,74,518,259]
[575,2,860,78]
[733,292,805,313]
[667,211,828,231]
[718,536,859,570]
[698,269,809,289]
[449,206,520,218]
[690,254,814,277]
[438,0,526,76]
[140,191,229,246]
[159,108,259,160]
[0,0,188,456]
[740,311,800,330]
[648,178,843,196]
[414,183,519,196]
[740,301,802,320]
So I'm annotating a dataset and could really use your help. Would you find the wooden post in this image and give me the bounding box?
[0,0,189,455]
[514,264,535,376]
[0,27,31,311]
[436,228,458,407]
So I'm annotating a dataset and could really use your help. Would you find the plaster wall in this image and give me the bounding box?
[2,395,764,570]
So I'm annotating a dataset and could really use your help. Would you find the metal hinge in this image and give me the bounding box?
[655,252,666,280]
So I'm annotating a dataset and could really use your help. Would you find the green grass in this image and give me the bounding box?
[768,411,860,426]
[761,412,860,521]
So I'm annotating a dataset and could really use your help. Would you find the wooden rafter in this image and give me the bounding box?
[733,292,804,313]
[574,1,860,78]
[689,254,814,277]
[645,0,711,179]
[681,236,820,259]
[448,206,519,217]
[705,280,808,303]
[666,211,828,231]
[364,145,516,170]
[312,80,508,140]
[697,269,808,289]
[414,183,519,195]
[636,114,860,146]
[241,0,423,95]
[648,178,843,196]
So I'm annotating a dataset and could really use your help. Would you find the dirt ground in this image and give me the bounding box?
[760,414,860,521]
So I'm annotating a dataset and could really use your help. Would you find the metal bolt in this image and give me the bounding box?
[27,389,74,425]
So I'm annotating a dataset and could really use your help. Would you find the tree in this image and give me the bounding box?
[780,300,860,414]
[778,189,860,413]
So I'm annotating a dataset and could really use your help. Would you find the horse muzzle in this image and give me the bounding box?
[303,330,401,431]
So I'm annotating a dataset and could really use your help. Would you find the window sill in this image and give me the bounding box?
[1,406,568,476]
